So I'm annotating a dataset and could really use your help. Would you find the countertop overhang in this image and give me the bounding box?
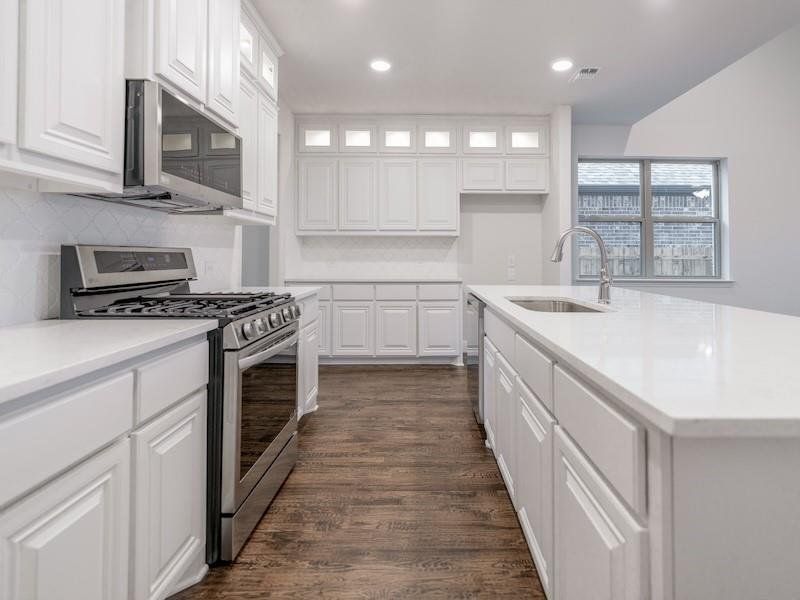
[467,284,800,438]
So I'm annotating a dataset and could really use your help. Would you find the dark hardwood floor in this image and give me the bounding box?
[174,365,543,599]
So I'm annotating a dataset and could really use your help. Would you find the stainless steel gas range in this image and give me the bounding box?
[60,244,300,563]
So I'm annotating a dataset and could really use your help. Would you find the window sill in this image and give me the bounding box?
[575,278,735,287]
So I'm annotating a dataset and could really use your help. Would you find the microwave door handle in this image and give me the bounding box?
[238,333,299,371]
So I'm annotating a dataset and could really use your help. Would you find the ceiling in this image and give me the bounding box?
[254,0,800,124]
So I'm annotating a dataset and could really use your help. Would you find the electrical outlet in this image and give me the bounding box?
[507,266,516,282]
[204,261,215,276]
[508,254,516,267]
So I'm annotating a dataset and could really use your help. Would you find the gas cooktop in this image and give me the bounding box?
[79,292,292,319]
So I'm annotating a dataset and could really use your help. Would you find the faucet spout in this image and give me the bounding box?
[550,226,613,304]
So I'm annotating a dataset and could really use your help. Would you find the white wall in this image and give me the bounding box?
[541,106,573,284]
[0,189,242,326]
[573,24,800,316]
[458,195,544,285]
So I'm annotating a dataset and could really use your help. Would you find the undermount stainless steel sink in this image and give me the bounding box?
[507,298,604,313]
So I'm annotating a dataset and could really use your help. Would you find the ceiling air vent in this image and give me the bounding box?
[569,67,600,82]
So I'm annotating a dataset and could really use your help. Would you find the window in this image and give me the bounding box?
[577,159,721,279]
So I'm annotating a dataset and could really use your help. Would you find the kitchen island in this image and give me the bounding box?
[467,284,800,600]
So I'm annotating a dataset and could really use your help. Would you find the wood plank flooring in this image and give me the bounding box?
[174,365,543,599]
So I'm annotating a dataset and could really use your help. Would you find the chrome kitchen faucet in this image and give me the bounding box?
[550,226,612,304]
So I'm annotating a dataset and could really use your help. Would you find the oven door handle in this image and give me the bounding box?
[238,333,299,371]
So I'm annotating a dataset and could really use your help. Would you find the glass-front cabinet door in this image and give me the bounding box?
[506,123,549,155]
[339,122,377,153]
[463,124,503,154]
[297,121,337,153]
[379,123,416,153]
[418,122,457,154]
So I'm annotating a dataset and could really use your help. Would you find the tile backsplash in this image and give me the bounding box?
[0,189,241,326]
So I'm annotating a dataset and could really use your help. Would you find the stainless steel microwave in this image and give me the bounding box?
[78,80,243,214]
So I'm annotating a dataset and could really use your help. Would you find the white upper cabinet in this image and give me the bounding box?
[418,122,458,154]
[379,159,417,230]
[380,123,416,153]
[462,158,504,191]
[239,77,258,210]
[339,158,378,229]
[257,97,278,215]
[506,123,549,155]
[463,124,503,154]
[238,8,259,78]
[506,158,549,192]
[154,0,208,103]
[339,122,377,153]
[418,158,459,231]
[0,0,17,145]
[207,0,240,126]
[298,157,338,230]
[19,0,125,174]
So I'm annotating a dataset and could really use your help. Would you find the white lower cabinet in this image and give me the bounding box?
[332,301,374,356]
[375,301,417,356]
[515,379,555,597]
[131,391,206,600]
[418,301,460,356]
[553,427,647,600]
[299,321,320,415]
[494,352,517,502]
[482,337,497,451]
[317,301,331,356]
[0,439,131,600]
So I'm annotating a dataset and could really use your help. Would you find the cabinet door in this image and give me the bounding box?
[463,124,503,154]
[0,0,17,145]
[239,9,259,78]
[418,301,459,356]
[297,157,337,230]
[418,122,458,154]
[339,159,378,230]
[483,338,497,451]
[379,159,417,230]
[506,123,549,155]
[258,41,279,101]
[300,322,320,415]
[19,0,124,174]
[554,427,648,600]
[494,353,516,502]
[462,158,504,191]
[155,0,208,102]
[0,440,130,600]
[132,392,206,600]
[376,301,417,356]
[207,0,240,126]
[318,302,331,355]
[332,301,374,356]
[506,158,549,192]
[239,77,258,210]
[418,159,458,231]
[257,97,278,216]
[516,380,555,597]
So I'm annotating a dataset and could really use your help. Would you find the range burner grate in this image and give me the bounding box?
[80,292,292,319]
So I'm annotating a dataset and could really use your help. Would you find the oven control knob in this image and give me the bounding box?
[282,307,292,321]
[291,305,301,318]
[269,312,281,327]
[254,318,267,335]
[241,321,255,340]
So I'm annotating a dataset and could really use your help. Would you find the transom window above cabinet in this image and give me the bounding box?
[340,124,377,152]
[463,125,503,154]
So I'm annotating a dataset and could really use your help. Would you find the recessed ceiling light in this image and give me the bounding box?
[551,58,574,72]
[370,59,391,72]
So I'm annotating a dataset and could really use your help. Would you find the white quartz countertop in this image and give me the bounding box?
[232,286,321,300]
[284,278,462,284]
[0,319,217,406]
[467,285,800,438]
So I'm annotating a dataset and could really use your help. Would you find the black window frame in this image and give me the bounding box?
[576,158,722,280]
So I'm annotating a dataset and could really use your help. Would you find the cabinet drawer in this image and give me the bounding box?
[332,284,374,300]
[418,283,460,300]
[136,341,209,424]
[375,284,417,300]
[0,372,134,507]
[485,309,515,362]
[514,335,554,412]
[554,366,646,514]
